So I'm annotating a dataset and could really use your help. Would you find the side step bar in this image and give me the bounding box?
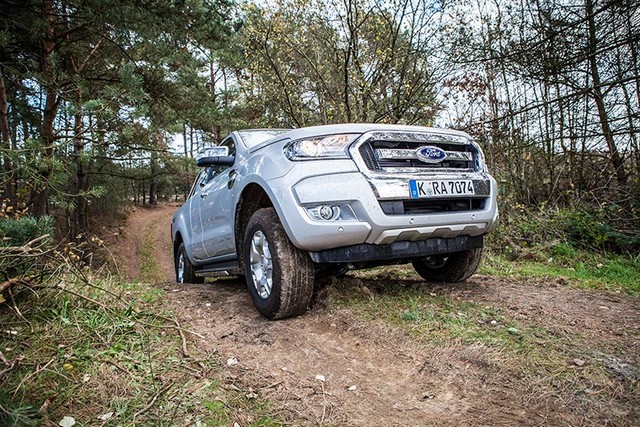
[195,260,242,277]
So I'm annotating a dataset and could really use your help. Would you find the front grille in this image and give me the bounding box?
[358,139,477,171]
[359,143,378,170]
[380,198,486,215]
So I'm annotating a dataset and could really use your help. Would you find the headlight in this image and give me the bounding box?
[471,142,488,172]
[284,134,360,160]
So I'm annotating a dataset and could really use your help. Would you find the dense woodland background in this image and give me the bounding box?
[0,0,638,252]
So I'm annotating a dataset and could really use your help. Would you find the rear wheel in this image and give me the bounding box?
[175,243,204,284]
[243,208,314,319]
[412,248,483,283]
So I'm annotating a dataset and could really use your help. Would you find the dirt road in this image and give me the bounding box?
[114,203,639,426]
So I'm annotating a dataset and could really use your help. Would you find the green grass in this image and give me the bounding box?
[0,274,284,427]
[335,277,553,355]
[333,268,639,423]
[335,256,640,416]
[139,219,165,284]
[481,244,640,294]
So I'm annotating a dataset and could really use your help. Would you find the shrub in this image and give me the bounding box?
[0,215,54,247]
[489,203,640,256]
[0,216,54,282]
[556,206,640,254]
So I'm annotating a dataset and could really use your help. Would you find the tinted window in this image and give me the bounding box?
[220,136,236,157]
[187,169,206,199]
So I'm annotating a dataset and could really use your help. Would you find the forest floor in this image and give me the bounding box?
[111,203,639,426]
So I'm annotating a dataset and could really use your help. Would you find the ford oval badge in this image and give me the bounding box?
[415,146,447,163]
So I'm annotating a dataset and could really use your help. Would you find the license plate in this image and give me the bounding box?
[409,180,475,198]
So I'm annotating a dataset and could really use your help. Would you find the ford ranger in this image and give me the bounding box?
[171,124,498,319]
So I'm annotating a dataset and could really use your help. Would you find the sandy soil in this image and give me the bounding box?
[112,203,639,426]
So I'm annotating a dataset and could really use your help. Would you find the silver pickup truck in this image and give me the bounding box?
[171,124,498,319]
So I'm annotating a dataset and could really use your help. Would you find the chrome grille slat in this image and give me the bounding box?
[375,148,473,161]
[355,137,479,172]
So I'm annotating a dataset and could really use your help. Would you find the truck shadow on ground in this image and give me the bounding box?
[189,273,489,314]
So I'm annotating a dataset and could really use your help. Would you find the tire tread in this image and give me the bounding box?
[244,208,314,319]
[412,248,483,283]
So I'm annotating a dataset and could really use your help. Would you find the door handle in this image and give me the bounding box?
[200,193,208,198]
[228,170,237,189]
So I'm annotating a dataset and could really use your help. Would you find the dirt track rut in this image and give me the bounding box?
[114,203,639,426]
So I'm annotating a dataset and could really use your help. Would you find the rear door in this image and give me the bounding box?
[188,168,213,261]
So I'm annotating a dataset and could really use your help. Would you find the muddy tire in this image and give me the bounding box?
[243,207,315,320]
[175,243,204,284]
[412,248,483,283]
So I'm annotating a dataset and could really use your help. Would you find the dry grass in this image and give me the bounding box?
[0,273,284,426]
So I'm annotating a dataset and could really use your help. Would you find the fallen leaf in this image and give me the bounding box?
[97,412,113,421]
[59,416,76,427]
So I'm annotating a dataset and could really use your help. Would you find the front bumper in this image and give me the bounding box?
[269,166,499,252]
[309,235,484,264]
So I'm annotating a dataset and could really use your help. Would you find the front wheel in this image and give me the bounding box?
[412,248,483,283]
[243,208,315,320]
[175,243,204,284]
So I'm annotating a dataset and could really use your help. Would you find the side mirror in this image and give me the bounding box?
[195,146,234,167]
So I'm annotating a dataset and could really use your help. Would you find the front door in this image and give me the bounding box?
[200,135,237,260]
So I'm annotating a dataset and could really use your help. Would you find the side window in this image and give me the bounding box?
[188,136,236,196]
[187,169,205,199]
[206,136,236,179]
[220,136,236,158]
[200,167,215,185]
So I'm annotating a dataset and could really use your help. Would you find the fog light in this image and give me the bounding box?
[319,205,337,220]
[305,203,357,222]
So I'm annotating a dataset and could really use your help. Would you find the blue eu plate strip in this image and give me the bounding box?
[409,180,419,198]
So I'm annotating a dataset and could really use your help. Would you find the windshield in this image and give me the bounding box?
[237,129,289,148]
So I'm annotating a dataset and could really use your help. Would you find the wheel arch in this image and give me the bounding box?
[173,231,184,263]
[235,183,275,267]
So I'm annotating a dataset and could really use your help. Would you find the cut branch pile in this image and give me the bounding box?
[0,235,52,304]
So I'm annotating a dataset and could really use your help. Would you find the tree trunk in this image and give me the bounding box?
[73,91,88,236]
[148,181,156,205]
[183,123,188,156]
[0,73,16,212]
[585,0,627,187]
[210,55,222,142]
[33,0,60,217]
[189,125,194,157]
[33,91,58,217]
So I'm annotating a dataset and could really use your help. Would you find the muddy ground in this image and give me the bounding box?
[111,203,639,426]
